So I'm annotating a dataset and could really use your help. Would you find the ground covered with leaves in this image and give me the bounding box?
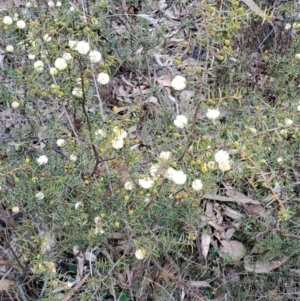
[0,0,300,300]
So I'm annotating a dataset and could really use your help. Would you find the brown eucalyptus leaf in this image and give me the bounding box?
[223,206,243,220]
[201,233,211,260]
[242,0,274,20]
[219,240,246,260]
[244,256,290,273]
[187,280,211,288]
[0,279,15,290]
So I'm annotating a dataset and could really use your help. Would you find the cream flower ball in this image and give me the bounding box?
[72,87,83,98]
[138,178,154,189]
[68,40,78,49]
[89,50,102,63]
[37,155,48,165]
[76,41,90,55]
[285,118,293,126]
[218,162,231,172]
[36,191,45,200]
[50,67,58,75]
[135,249,147,260]
[174,115,188,128]
[11,101,20,108]
[150,164,159,177]
[112,138,124,150]
[171,170,187,185]
[171,75,186,90]
[54,58,67,70]
[43,34,52,42]
[3,16,13,25]
[95,129,106,138]
[97,72,110,85]
[165,167,177,180]
[56,139,65,147]
[6,45,14,53]
[70,154,77,162]
[214,150,230,164]
[192,179,203,191]
[34,60,44,72]
[63,52,73,61]
[28,54,36,60]
[113,127,127,138]
[16,20,26,29]
[124,181,134,190]
[206,109,220,121]
[159,151,171,161]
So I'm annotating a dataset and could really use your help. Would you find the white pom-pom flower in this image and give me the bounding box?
[34,60,44,72]
[11,101,20,109]
[54,58,67,70]
[218,162,231,172]
[192,179,203,191]
[56,139,65,147]
[89,50,102,63]
[138,178,154,189]
[171,170,187,185]
[75,202,83,210]
[72,87,83,98]
[214,150,230,164]
[68,40,78,49]
[206,109,220,121]
[124,181,134,190]
[95,129,106,138]
[150,164,159,177]
[28,54,36,60]
[135,249,147,260]
[159,151,171,161]
[62,52,73,61]
[3,16,13,25]
[43,34,51,42]
[285,118,293,126]
[6,45,14,53]
[70,154,77,162]
[97,72,110,85]
[76,41,90,55]
[16,20,26,29]
[37,155,48,165]
[50,68,58,75]
[36,192,44,200]
[112,138,124,150]
[171,75,186,90]
[174,115,188,129]
[113,127,127,139]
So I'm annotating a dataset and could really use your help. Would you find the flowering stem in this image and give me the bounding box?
[177,46,210,163]
[78,59,100,177]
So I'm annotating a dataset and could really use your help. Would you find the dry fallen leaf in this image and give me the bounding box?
[242,0,274,21]
[201,233,211,260]
[186,280,211,288]
[155,75,173,87]
[223,206,243,220]
[0,279,15,291]
[222,182,259,205]
[244,256,290,273]
[219,240,246,260]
